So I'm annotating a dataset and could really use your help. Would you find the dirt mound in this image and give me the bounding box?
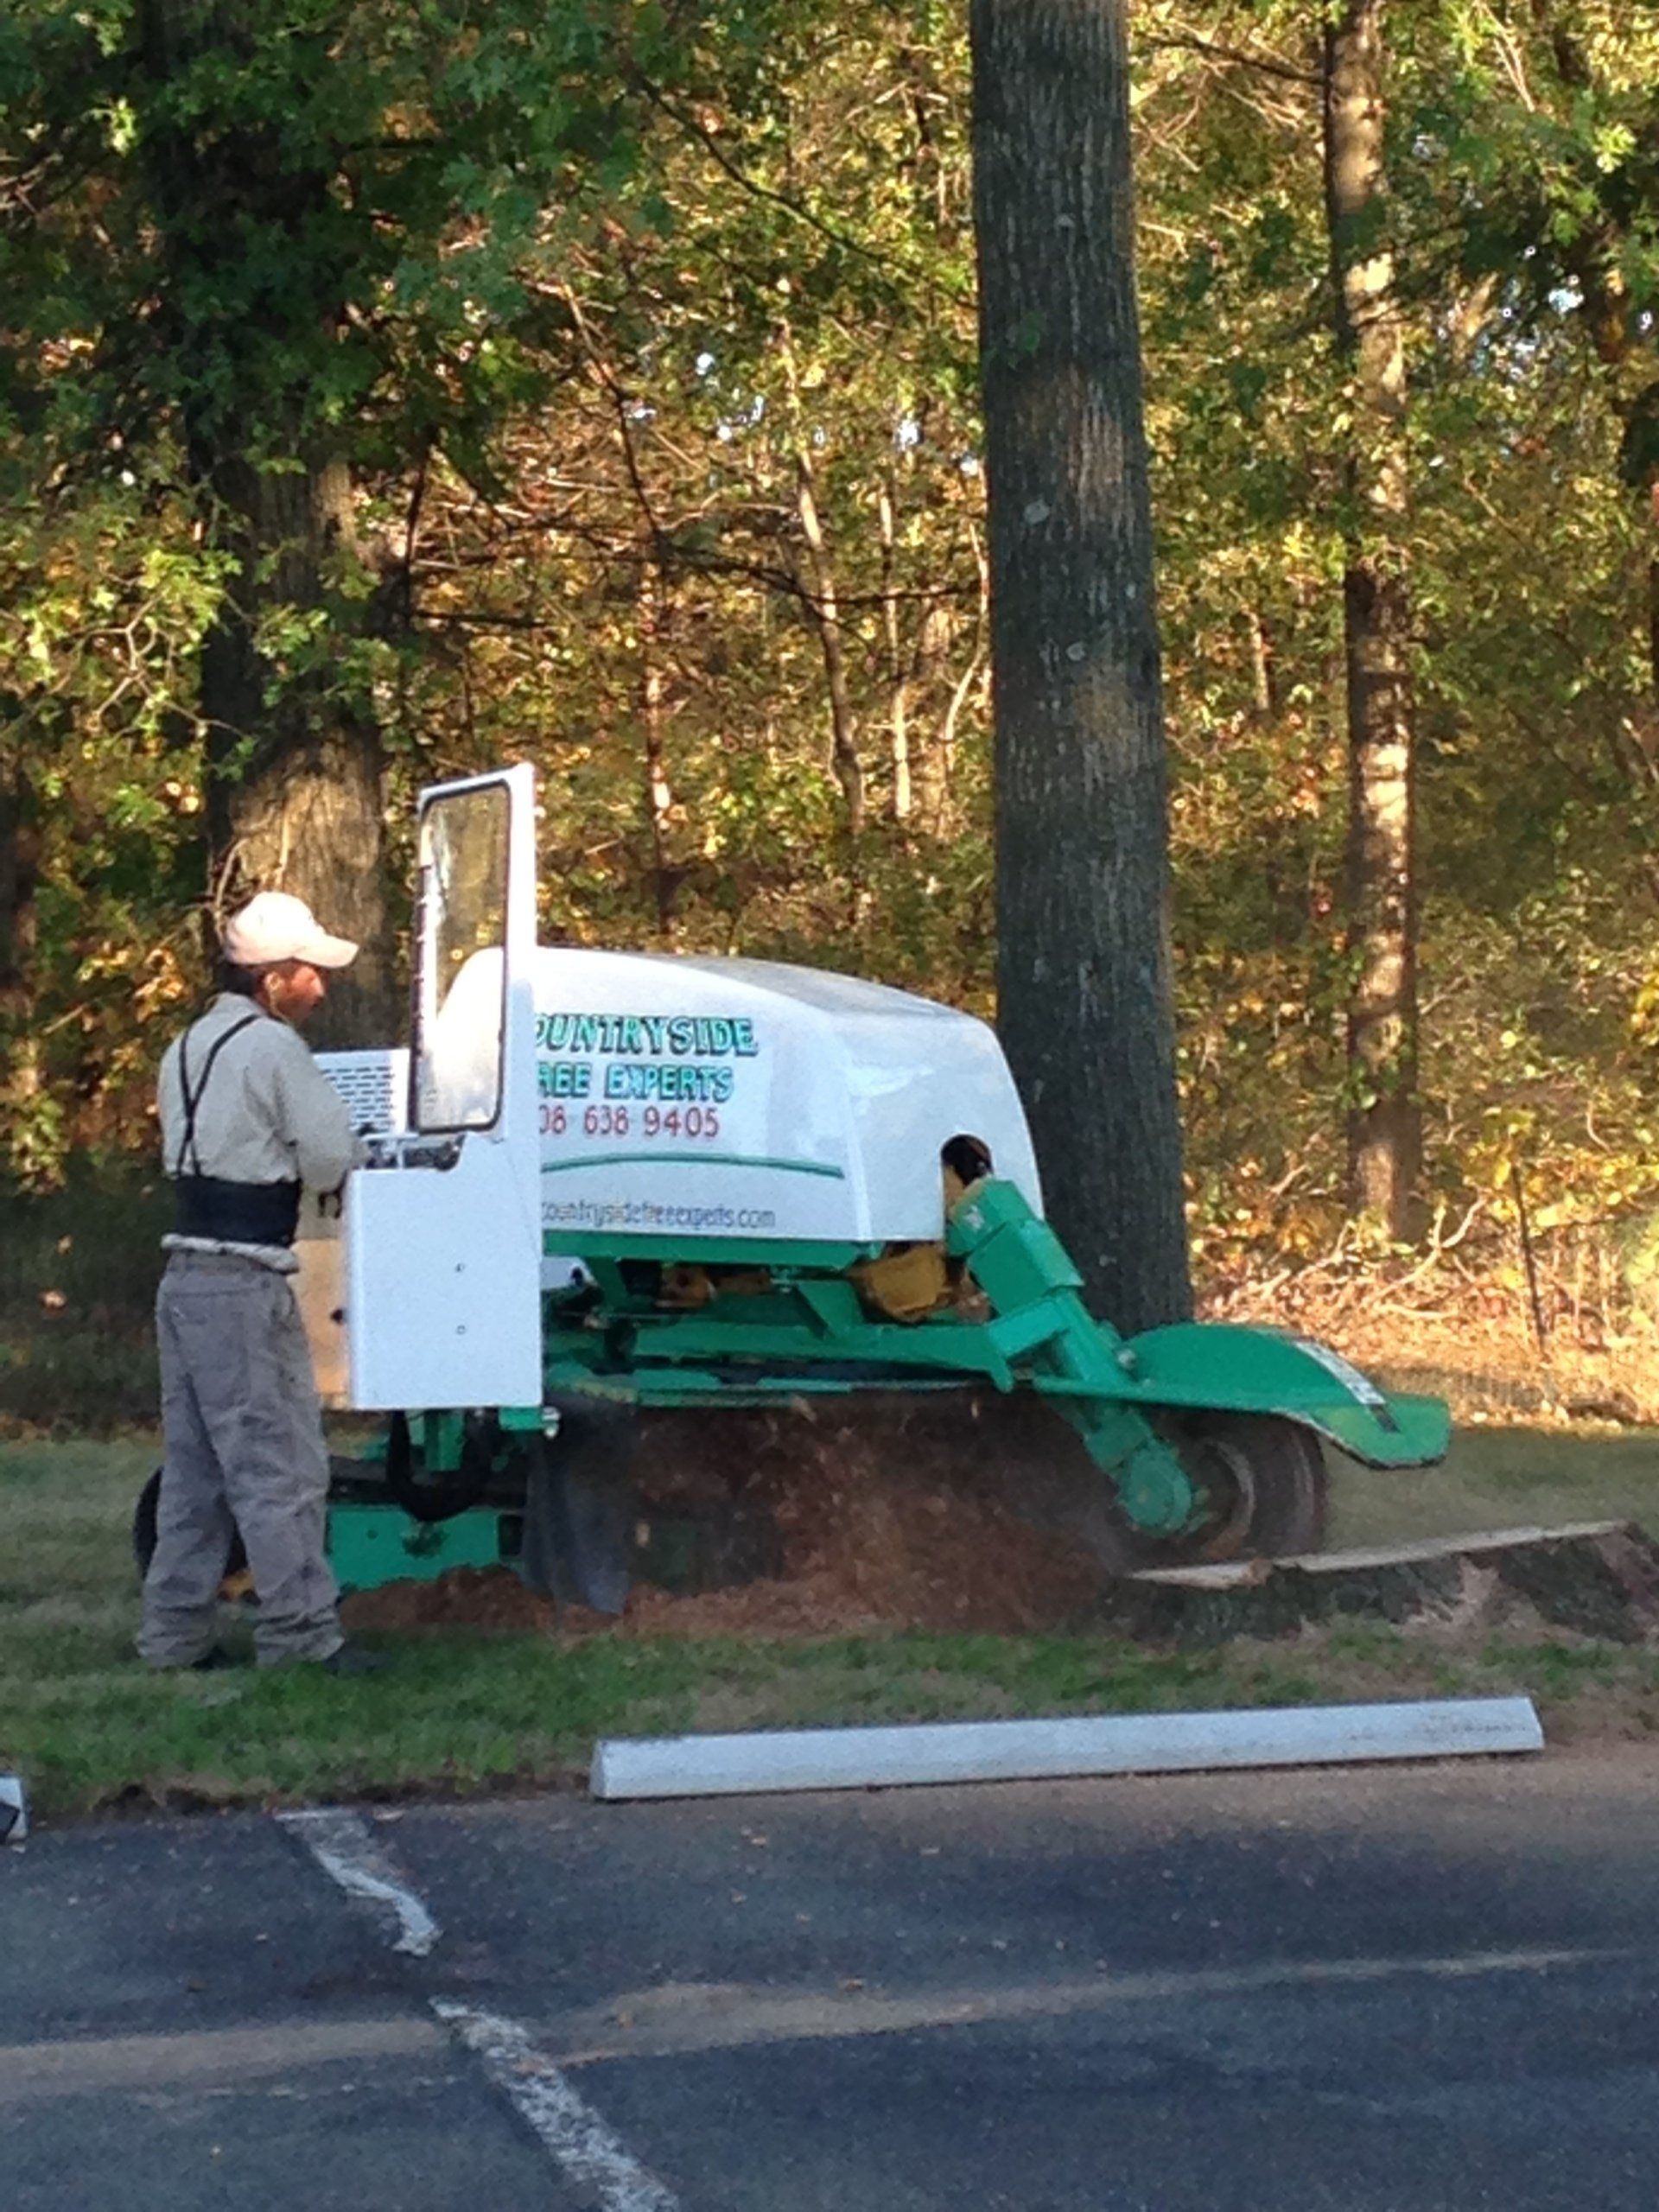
[343,1392,1110,1640]
[342,1565,559,1635]
[340,1392,1659,1653]
[635,1395,1108,1633]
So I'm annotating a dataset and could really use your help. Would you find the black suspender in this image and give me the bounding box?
[173,1013,262,1177]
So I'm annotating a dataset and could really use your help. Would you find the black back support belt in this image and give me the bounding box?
[174,1175,302,1247]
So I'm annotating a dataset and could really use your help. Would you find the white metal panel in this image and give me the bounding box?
[591,1697,1545,1801]
[346,1136,542,1408]
[344,762,543,1411]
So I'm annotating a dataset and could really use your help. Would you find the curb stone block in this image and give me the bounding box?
[1,1775,29,1845]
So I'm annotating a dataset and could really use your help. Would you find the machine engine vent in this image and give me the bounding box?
[315,1048,410,1135]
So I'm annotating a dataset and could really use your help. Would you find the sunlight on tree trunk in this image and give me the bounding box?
[779,325,865,839]
[640,556,677,939]
[1324,0,1421,1241]
[877,474,913,823]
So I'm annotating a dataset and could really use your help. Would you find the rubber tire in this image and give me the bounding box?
[382,1410,500,1523]
[132,1466,249,1584]
[1088,1412,1328,1573]
[1193,1412,1328,1559]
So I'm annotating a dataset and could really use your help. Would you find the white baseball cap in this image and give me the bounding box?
[221,890,359,970]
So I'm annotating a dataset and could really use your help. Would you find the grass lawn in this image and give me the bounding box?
[6,1424,1659,1824]
[1326,1417,1659,1547]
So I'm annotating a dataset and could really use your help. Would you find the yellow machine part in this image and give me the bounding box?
[658,1262,774,1309]
[849,1241,952,1323]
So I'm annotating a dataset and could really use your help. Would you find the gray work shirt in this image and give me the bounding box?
[158,994,358,1273]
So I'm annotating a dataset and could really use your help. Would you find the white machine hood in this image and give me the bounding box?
[519,946,1041,1249]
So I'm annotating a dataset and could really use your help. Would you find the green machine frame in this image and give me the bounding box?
[327,1178,1449,1594]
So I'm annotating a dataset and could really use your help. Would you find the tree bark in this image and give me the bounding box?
[1324,0,1421,1237]
[1528,4,1659,706]
[969,0,1192,1332]
[194,445,395,1049]
[794,453,865,838]
[1245,607,1276,717]
[877,474,913,823]
[639,556,677,938]
[779,322,864,839]
[928,525,990,832]
[0,757,44,1160]
[909,593,956,830]
[138,0,394,1051]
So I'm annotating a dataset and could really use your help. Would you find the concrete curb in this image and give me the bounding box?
[1,1775,29,1845]
[591,1695,1544,1802]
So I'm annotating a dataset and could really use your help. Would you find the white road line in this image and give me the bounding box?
[276,1808,441,1957]
[277,1811,683,2204]
[433,2000,684,2212]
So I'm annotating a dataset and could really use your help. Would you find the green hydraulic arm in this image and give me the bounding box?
[944,1179,1198,1535]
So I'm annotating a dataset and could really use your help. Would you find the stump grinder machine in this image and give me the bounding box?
[140,762,1450,1610]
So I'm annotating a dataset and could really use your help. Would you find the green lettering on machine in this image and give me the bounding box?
[536,1012,760,1058]
[603,1063,734,1103]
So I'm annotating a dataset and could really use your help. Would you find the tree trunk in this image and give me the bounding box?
[794,454,865,838]
[138,0,394,1051]
[0,765,39,1021]
[640,556,677,938]
[929,525,990,833]
[779,322,864,838]
[1245,607,1276,717]
[1526,6,1659,704]
[1324,0,1421,1237]
[877,475,913,823]
[0,758,45,1173]
[969,0,1192,1332]
[909,594,955,830]
[194,445,395,1049]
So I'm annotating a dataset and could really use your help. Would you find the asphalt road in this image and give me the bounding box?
[7,1748,1659,2209]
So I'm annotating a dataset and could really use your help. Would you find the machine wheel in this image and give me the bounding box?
[382,1410,500,1523]
[1091,1413,1328,1573]
[132,1467,251,1588]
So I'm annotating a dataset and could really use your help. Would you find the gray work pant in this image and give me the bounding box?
[139,1251,343,1666]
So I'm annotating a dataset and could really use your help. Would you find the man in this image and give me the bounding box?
[139,890,382,1675]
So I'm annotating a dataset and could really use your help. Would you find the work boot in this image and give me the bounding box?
[319,1642,388,1677]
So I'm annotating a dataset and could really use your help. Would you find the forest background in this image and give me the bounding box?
[6,0,1659,1418]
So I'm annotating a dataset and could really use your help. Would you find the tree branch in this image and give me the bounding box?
[1144,29,1320,89]
[627,69,970,308]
